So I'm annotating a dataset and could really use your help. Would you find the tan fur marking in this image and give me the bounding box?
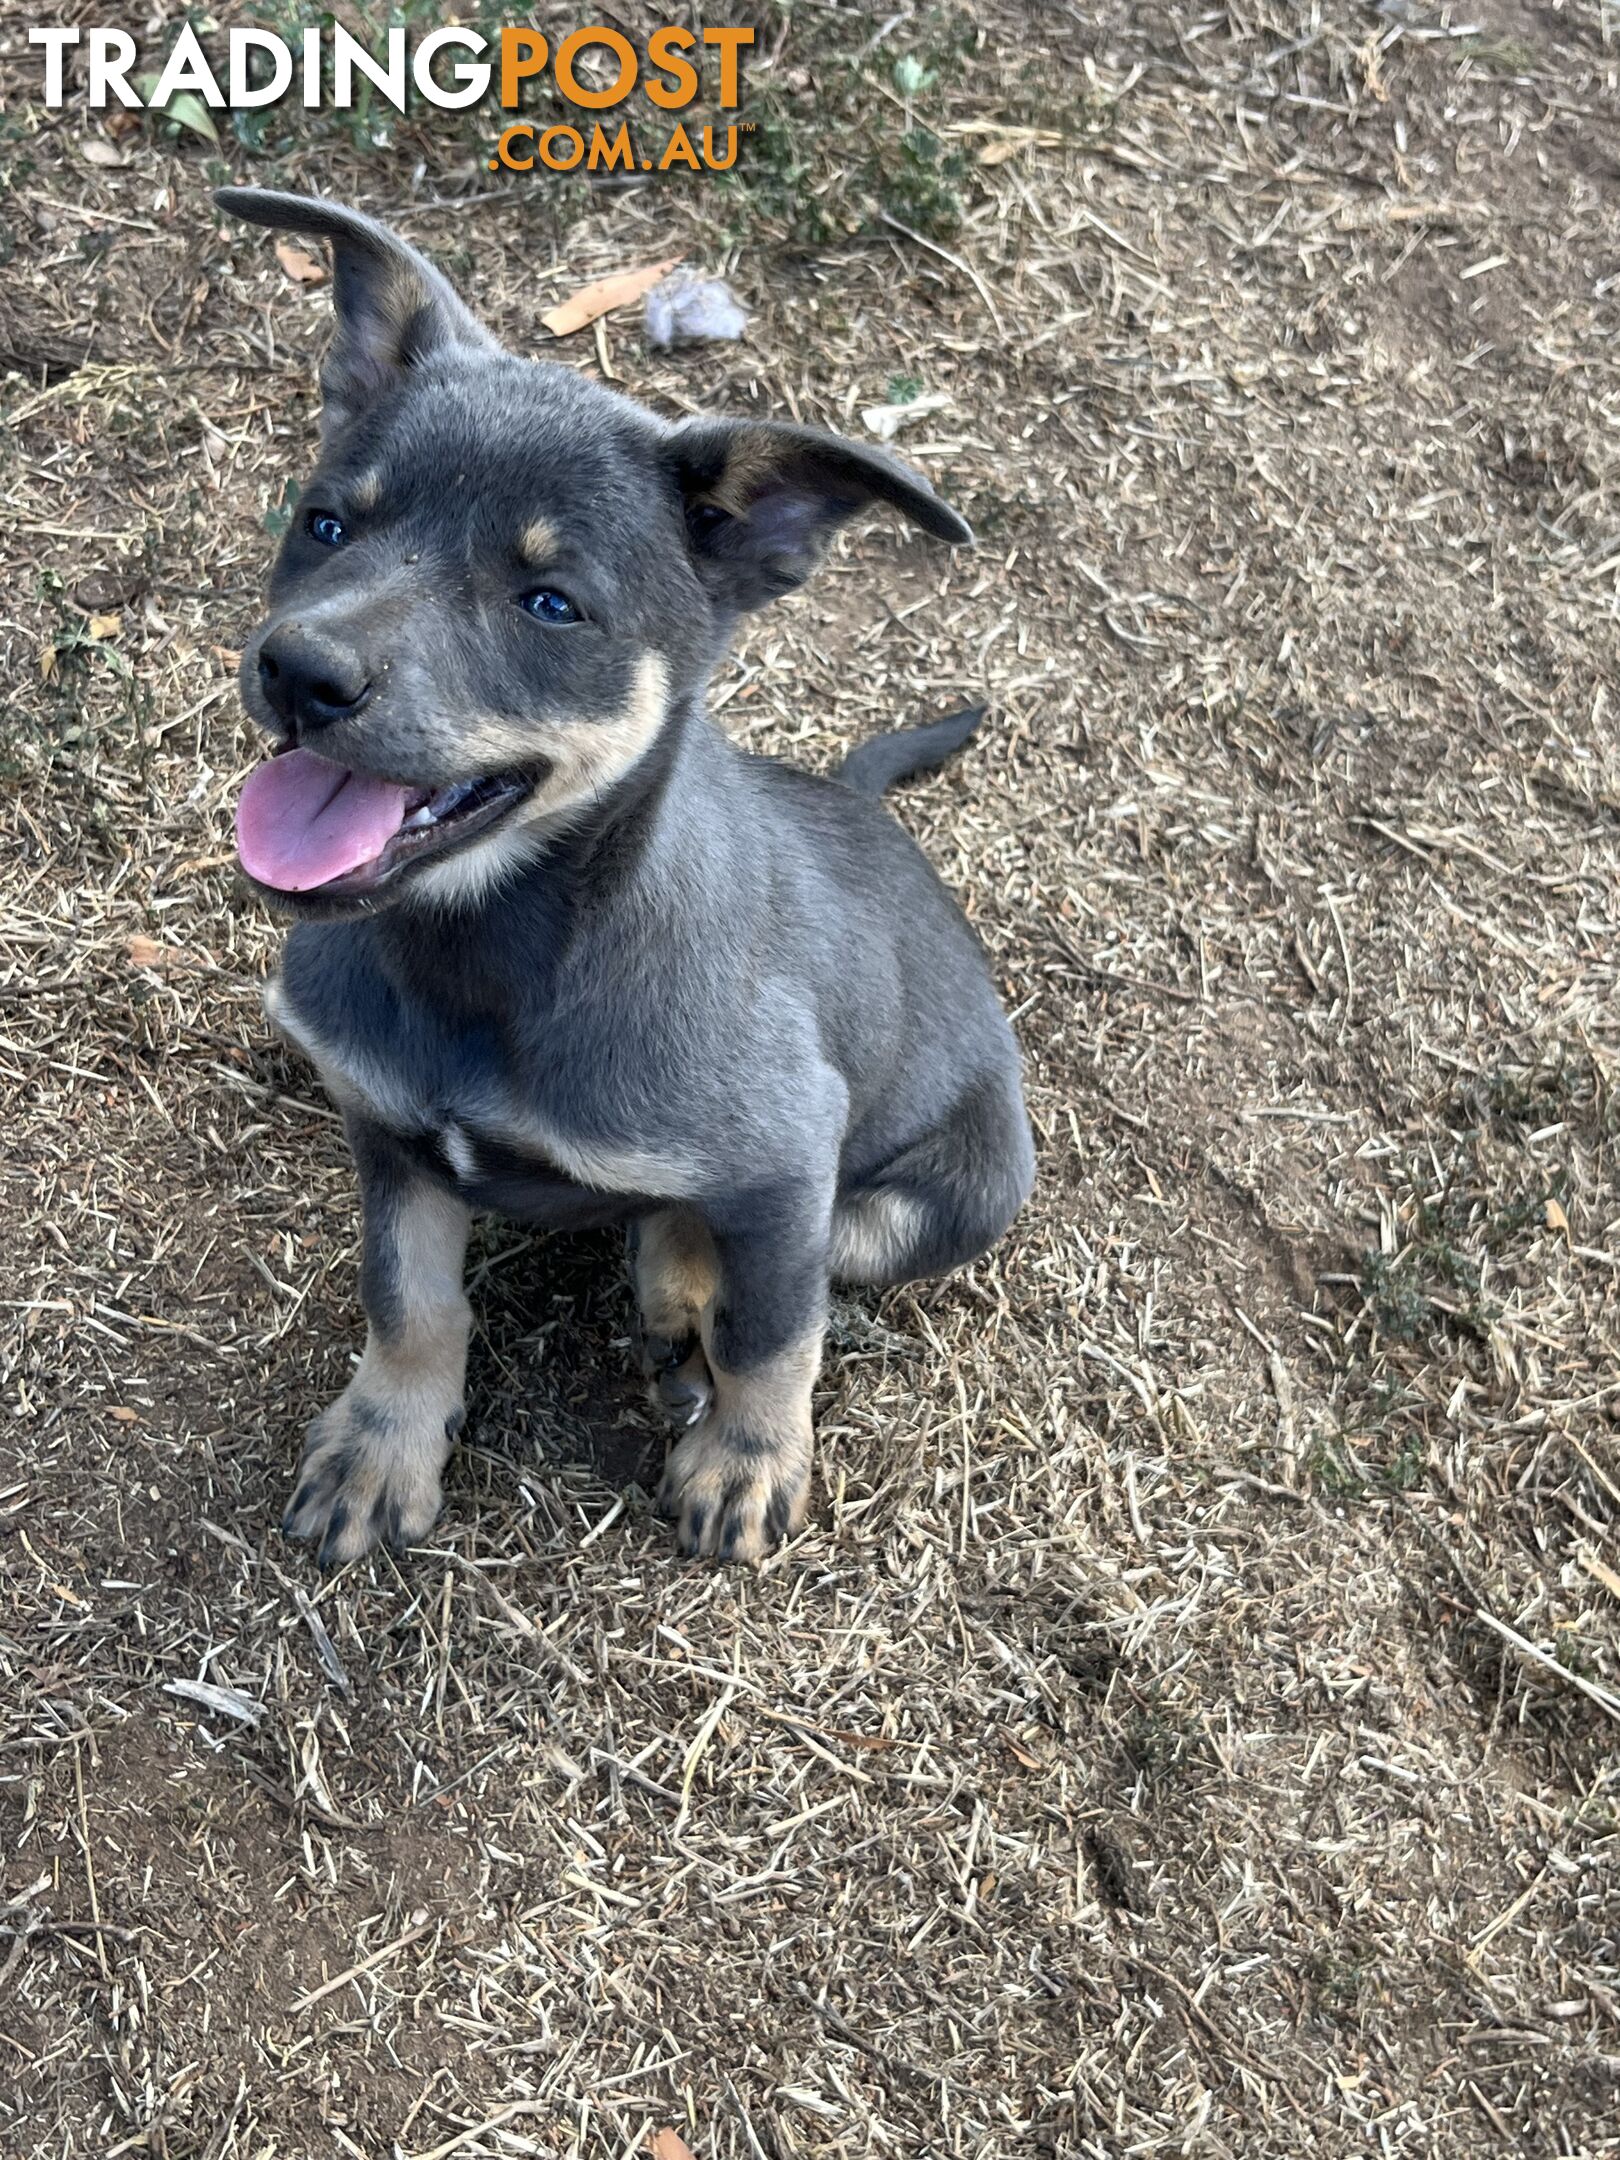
[412,652,671,908]
[829,1188,928,1286]
[350,468,382,512]
[377,1180,472,1378]
[703,429,786,520]
[460,650,670,812]
[660,1326,820,1562]
[705,1330,820,1445]
[516,517,559,567]
[635,1209,719,1338]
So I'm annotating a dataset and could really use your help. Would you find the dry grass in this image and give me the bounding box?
[3,1,1620,2153]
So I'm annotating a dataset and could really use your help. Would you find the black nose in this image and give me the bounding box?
[257,624,373,737]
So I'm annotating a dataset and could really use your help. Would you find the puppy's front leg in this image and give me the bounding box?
[659,1193,827,1563]
[284,1117,471,1568]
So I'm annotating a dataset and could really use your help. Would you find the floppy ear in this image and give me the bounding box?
[668,419,972,611]
[215,187,498,440]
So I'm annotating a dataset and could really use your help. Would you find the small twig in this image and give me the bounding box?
[406,2099,555,2160]
[879,210,1008,336]
[288,1917,435,2015]
[1131,1956,1307,2107]
[0,1917,136,1940]
[1474,1608,1620,1723]
[795,1984,963,2093]
[1048,928,1200,1005]
[239,1759,372,1834]
[450,1555,592,1686]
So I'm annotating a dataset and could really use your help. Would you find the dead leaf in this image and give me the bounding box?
[649,2132,698,2160]
[952,121,1062,161]
[81,137,127,168]
[88,613,121,641]
[75,572,140,612]
[108,1407,140,1424]
[275,239,326,286]
[541,256,684,338]
[1545,1197,1570,1237]
[126,935,188,973]
[39,644,58,684]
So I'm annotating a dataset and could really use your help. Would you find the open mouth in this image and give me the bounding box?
[236,748,532,900]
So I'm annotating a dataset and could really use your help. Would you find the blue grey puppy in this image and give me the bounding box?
[219,189,1034,1567]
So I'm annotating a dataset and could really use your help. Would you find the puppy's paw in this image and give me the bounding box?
[640,1329,715,1427]
[658,1419,809,1564]
[283,1389,461,1569]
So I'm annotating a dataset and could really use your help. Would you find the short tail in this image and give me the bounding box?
[836,705,986,798]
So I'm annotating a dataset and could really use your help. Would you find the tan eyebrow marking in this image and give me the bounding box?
[517,518,559,567]
[350,469,382,512]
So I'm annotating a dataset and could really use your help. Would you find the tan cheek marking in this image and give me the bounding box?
[531,650,670,814]
[409,655,671,908]
[457,651,671,813]
[517,517,559,567]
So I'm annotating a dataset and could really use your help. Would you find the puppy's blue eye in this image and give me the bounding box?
[520,587,582,624]
[307,511,347,548]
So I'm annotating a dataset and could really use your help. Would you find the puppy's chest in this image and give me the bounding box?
[267,968,493,1142]
[266,959,685,1201]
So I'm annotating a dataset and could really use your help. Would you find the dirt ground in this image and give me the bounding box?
[3,1,1620,2153]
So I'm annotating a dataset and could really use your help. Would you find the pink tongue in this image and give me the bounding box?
[237,749,413,892]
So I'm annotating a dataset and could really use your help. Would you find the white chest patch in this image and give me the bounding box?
[439,1121,480,1181]
[265,976,707,1201]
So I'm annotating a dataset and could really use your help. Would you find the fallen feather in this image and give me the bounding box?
[646,275,749,347]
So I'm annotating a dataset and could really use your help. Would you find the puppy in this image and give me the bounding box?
[219,189,1034,1566]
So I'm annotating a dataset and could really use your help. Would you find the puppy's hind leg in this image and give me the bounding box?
[630,1208,718,1424]
[283,1116,471,1568]
[832,1070,1034,1287]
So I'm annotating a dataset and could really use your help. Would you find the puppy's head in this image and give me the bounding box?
[219,189,971,915]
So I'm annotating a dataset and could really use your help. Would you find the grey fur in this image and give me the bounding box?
[219,189,1035,1565]
[837,703,986,798]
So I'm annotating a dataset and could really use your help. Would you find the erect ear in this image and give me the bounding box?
[667,418,973,611]
[215,187,498,441]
